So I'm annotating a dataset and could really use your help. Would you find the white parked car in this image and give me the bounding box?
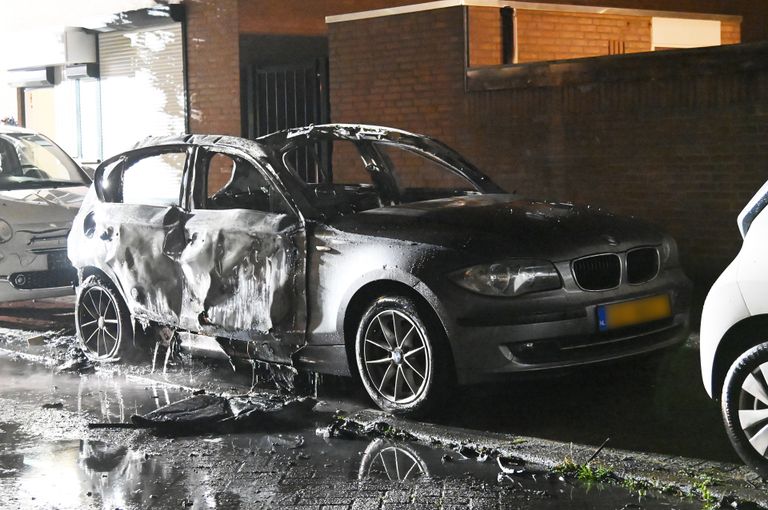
[0,125,89,301]
[701,179,768,477]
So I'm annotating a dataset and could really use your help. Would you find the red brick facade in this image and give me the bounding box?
[468,6,741,67]
[330,8,465,153]
[328,6,768,313]
[187,1,752,139]
[722,20,742,45]
[468,7,504,67]
[516,10,651,62]
[186,0,241,136]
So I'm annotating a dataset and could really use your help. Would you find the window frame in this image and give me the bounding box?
[279,137,378,186]
[369,140,483,194]
[190,144,298,217]
[95,144,194,207]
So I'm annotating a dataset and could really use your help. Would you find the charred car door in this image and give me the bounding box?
[178,146,306,364]
[95,145,191,325]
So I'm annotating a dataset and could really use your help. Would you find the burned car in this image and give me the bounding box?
[0,125,88,301]
[68,124,691,416]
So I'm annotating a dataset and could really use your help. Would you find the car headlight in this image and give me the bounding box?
[0,220,13,243]
[449,260,561,297]
[661,237,679,267]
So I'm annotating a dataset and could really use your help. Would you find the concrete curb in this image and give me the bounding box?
[346,409,768,508]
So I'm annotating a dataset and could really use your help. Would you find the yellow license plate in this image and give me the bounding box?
[597,294,671,331]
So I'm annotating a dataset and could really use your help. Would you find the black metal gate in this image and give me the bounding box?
[241,59,330,140]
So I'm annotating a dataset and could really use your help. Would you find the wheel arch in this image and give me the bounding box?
[712,314,768,400]
[342,279,454,380]
[79,265,125,296]
[77,266,135,329]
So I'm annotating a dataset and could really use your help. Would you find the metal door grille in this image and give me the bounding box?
[242,59,329,140]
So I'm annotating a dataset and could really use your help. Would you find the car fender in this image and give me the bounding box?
[336,266,453,341]
[700,259,750,397]
[735,210,768,317]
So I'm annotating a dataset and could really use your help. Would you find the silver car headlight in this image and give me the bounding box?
[661,236,679,267]
[0,220,13,243]
[449,260,561,297]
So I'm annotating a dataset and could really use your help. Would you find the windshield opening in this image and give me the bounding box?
[0,133,86,190]
[278,136,490,216]
[371,141,481,202]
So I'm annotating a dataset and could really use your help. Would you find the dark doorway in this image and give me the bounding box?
[240,35,330,139]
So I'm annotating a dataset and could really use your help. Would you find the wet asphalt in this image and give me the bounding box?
[0,297,742,509]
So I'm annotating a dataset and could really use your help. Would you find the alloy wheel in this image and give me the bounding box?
[78,286,122,360]
[737,360,768,457]
[362,309,430,404]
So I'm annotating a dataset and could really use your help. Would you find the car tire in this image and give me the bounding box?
[75,275,133,362]
[355,295,451,417]
[721,341,768,478]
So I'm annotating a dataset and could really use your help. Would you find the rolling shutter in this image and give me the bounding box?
[98,23,185,157]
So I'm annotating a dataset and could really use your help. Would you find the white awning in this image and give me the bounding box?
[0,0,161,32]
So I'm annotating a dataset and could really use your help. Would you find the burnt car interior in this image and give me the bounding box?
[198,150,290,214]
[279,136,486,216]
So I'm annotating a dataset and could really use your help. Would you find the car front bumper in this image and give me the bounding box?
[0,280,74,302]
[436,268,691,385]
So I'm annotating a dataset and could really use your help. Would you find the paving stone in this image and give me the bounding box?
[351,498,381,510]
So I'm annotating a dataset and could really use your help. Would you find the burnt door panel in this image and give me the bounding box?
[100,203,187,325]
[177,210,305,363]
[180,147,307,364]
[96,147,189,326]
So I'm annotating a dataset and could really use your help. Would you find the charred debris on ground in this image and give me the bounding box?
[323,413,768,510]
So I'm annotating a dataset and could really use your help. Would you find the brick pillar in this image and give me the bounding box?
[185,0,241,136]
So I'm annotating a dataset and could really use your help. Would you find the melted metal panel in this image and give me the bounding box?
[69,187,306,365]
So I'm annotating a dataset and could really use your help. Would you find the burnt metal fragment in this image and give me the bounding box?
[125,392,318,434]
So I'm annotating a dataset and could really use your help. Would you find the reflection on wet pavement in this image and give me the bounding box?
[360,439,428,481]
[0,357,707,510]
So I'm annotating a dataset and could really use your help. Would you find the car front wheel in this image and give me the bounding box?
[722,341,768,478]
[76,276,132,362]
[355,295,450,417]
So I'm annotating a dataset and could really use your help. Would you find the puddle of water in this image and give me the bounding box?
[0,351,708,510]
[0,359,190,426]
[0,433,704,510]
[3,439,189,509]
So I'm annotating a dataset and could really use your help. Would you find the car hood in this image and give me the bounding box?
[0,186,88,229]
[327,194,665,260]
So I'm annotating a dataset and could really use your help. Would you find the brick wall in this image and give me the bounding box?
[467,6,737,67]
[238,0,419,35]
[236,0,765,43]
[186,0,241,136]
[329,8,465,143]
[722,20,742,45]
[329,6,768,318]
[516,10,651,62]
[468,7,503,67]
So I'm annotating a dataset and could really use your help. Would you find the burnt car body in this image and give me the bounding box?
[68,124,691,415]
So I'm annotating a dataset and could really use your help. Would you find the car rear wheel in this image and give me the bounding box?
[722,342,768,478]
[355,295,450,417]
[76,276,132,362]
